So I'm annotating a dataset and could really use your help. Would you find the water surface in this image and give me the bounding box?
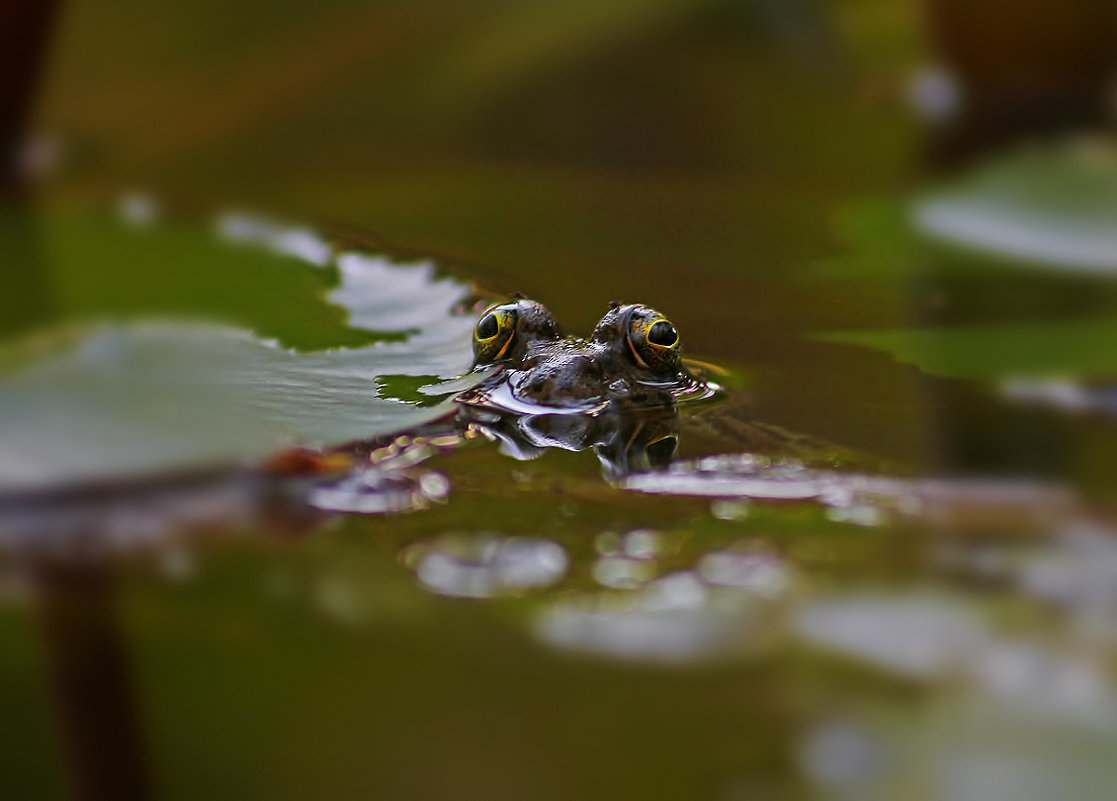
[5,2,1117,799]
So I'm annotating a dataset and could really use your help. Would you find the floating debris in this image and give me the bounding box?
[310,464,449,515]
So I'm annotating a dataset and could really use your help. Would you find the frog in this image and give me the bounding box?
[439,296,712,477]
[456,296,701,415]
[271,295,852,495]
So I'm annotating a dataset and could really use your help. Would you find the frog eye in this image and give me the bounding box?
[626,309,682,373]
[647,320,678,348]
[472,304,519,364]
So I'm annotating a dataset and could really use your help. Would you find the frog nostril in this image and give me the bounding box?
[577,355,603,374]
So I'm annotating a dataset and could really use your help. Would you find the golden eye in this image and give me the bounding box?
[472,304,519,364]
[626,308,682,373]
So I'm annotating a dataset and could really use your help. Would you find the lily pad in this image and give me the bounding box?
[0,210,478,492]
[812,145,1117,381]
[821,317,1117,381]
[914,141,1117,274]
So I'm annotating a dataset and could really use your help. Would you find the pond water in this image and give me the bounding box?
[4,2,1117,799]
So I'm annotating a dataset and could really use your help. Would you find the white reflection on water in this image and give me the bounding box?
[829,656,1117,801]
[799,719,885,790]
[623,454,1073,528]
[533,554,796,665]
[935,520,1117,648]
[590,529,667,588]
[410,535,567,599]
[621,528,663,559]
[1020,522,1117,644]
[1003,378,1117,417]
[305,433,459,518]
[592,556,656,589]
[709,498,750,521]
[974,641,1117,722]
[534,571,763,664]
[796,596,987,680]
[698,548,789,599]
[0,471,264,555]
[795,587,1117,722]
[311,461,449,515]
[795,583,1117,801]
[626,455,820,500]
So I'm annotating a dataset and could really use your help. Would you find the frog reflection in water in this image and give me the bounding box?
[454,297,709,477]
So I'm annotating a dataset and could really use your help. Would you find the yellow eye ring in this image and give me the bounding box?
[472,305,519,364]
[475,311,501,342]
[645,318,678,348]
[626,311,681,373]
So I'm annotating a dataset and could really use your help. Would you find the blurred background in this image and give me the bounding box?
[4,0,1117,799]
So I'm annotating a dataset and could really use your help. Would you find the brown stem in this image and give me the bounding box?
[33,561,154,801]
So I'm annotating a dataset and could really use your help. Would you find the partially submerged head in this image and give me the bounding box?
[467,297,690,411]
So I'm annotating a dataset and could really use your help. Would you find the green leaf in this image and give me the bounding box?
[821,317,1117,380]
[0,209,478,491]
[914,140,1117,274]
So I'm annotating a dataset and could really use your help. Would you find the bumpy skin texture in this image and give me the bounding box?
[469,298,688,410]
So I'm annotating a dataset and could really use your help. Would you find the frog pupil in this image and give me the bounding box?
[648,321,677,347]
[477,313,500,340]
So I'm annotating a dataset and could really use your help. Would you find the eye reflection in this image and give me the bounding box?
[460,405,682,480]
[406,534,568,598]
[644,435,678,467]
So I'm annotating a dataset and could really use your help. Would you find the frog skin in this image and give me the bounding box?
[457,297,694,414]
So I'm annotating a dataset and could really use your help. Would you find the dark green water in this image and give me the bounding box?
[4,1,1117,799]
